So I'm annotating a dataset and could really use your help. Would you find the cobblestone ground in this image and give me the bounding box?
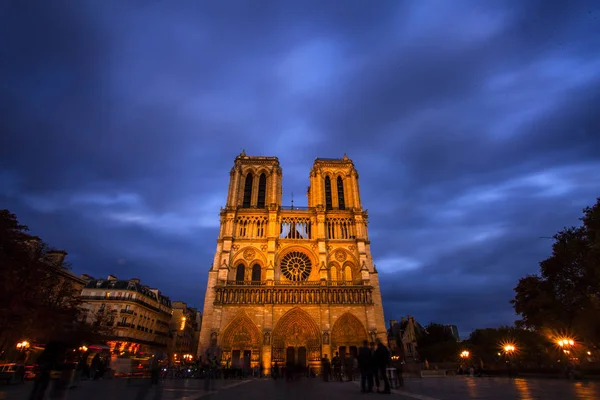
[2,376,600,400]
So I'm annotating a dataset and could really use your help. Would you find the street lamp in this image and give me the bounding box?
[460,350,470,359]
[501,343,516,378]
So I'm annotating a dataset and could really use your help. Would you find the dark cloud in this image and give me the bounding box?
[2,1,599,338]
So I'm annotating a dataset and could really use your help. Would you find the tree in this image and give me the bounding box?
[416,323,460,362]
[0,210,111,356]
[511,198,600,347]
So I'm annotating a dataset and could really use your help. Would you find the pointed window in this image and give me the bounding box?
[325,176,333,210]
[337,176,346,210]
[236,264,245,282]
[257,173,267,208]
[242,173,253,208]
[251,264,261,282]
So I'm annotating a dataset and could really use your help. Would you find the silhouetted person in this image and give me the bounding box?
[358,340,372,392]
[331,352,341,381]
[369,342,380,391]
[29,341,67,400]
[374,339,391,394]
[89,353,100,380]
[321,354,331,382]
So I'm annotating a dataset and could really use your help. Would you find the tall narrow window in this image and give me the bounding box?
[337,176,346,210]
[236,264,245,282]
[252,264,261,282]
[257,173,267,208]
[242,173,253,208]
[325,176,333,210]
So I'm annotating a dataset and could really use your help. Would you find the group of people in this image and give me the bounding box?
[321,338,395,394]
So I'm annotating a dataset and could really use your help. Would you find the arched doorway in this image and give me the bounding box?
[331,312,368,361]
[272,308,321,369]
[220,313,262,370]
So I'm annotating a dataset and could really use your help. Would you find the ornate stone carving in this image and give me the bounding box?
[311,243,318,250]
[261,244,268,251]
[221,314,261,352]
[280,251,312,281]
[263,331,271,345]
[331,312,368,348]
[369,330,377,342]
[233,244,240,251]
[272,308,321,362]
[335,250,347,262]
[348,245,355,251]
[322,331,330,345]
[243,248,256,260]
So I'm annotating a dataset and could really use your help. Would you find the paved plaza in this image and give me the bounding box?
[1,376,600,400]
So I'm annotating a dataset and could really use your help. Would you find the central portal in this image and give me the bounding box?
[285,346,307,366]
[272,308,321,368]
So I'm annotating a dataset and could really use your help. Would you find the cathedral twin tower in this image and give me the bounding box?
[199,153,386,372]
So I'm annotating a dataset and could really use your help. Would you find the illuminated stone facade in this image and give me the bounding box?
[198,153,387,372]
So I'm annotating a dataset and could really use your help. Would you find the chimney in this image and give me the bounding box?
[46,250,68,266]
[389,319,397,328]
[107,275,118,281]
[80,274,95,282]
[130,278,140,284]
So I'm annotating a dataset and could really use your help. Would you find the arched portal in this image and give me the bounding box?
[331,312,368,360]
[220,313,262,369]
[272,308,321,367]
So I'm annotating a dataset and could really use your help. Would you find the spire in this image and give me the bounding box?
[240,149,246,156]
[291,191,294,209]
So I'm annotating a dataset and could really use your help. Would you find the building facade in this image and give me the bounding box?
[169,301,200,363]
[388,316,425,362]
[80,275,172,356]
[198,153,387,373]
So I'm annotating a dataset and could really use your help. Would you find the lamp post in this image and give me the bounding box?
[16,341,30,364]
[557,337,576,378]
[459,350,470,375]
[502,344,516,378]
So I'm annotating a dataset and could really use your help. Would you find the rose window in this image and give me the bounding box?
[280,251,312,281]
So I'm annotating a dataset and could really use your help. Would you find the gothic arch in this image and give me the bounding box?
[272,308,321,363]
[327,248,359,267]
[330,312,368,349]
[329,261,340,281]
[220,313,262,352]
[231,246,267,268]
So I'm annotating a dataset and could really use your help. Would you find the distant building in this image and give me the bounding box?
[80,275,172,356]
[388,316,426,362]
[169,301,200,363]
[445,324,460,341]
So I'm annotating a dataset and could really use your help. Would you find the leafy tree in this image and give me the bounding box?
[511,198,600,347]
[0,210,111,356]
[466,326,551,367]
[416,323,459,362]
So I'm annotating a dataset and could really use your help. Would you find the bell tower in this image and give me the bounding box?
[307,154,361,210]
[226,151,282,209]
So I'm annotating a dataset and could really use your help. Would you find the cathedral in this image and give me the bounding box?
[198,153,387,373]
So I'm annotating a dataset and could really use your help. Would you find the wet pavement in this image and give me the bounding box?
[1,375,599,399]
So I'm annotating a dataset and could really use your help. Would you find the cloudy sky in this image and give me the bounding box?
[2,1,599,339]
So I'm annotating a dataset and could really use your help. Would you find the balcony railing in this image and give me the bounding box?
[79,295,170,316]
[214,285,373,306]
[221,280,366,287]
[117,322,133,328]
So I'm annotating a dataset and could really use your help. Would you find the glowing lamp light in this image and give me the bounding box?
[460,350,470,359]
[557,338,575,347]
[16,341,30,349]
[503,344,516,353]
